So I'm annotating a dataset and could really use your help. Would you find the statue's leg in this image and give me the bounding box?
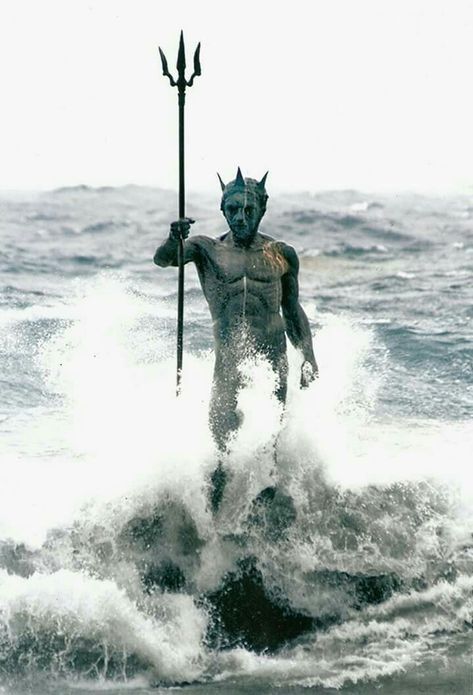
[265,351,288,463]
[207,352,287,514]
[254,351,287,474]
[209,378,241,452]
[208,367,242,513]
[274,352,288,406]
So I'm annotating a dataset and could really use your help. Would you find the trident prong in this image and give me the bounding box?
[158,47,176,87]
[187,43,201,87]
[158,31,201,93]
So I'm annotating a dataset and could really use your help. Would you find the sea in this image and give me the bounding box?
[0,184,472,694]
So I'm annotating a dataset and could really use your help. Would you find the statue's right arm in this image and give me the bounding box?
[153,218,200,267]
[153,235,199,267]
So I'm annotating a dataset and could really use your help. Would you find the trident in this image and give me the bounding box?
[158,31,201,396]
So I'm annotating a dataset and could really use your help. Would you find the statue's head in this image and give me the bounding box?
[218,168,268,245]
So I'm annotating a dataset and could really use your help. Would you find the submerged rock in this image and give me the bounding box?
[202,559,404,653]
[141,560,186,593]
[246,486,297,541]
[202,557,315,652]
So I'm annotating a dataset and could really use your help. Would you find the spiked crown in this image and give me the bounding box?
[217,167,269,213]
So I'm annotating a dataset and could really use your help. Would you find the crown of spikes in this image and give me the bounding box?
[217,167,269,197]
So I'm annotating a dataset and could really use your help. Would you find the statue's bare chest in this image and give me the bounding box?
[202,243,279,285]
[194,237,286,318]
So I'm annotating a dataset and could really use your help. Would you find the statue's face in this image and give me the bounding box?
[222,190,264,245]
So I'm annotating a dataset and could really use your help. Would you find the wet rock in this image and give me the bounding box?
[119,498,204,595]
[120,510,164,551]
[202,557,315,652]
[120,499,204,557]
[246,486,297,541]
[306,568,403,608]
[141,561,186,593]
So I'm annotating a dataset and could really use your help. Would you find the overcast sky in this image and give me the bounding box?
[1,0,472,194]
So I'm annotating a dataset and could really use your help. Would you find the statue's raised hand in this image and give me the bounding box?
[170,217,195,240]
[300,360,318,389]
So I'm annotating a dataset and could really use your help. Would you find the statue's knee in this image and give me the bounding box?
[209,386,242,449]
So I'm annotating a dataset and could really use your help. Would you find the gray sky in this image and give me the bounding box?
[1,0,472,193]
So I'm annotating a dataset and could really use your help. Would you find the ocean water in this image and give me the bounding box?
[0,185,472,693]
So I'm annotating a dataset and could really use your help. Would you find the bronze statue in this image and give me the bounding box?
[154,169,318,509]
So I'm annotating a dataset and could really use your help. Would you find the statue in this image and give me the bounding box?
[154,169,318,510]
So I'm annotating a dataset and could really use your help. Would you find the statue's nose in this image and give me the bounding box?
[235,209,245,221]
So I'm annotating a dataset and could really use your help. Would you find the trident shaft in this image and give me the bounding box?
[158,31,201,396]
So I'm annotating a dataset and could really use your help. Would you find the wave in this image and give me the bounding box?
[0,569,205,683]
[81,221,124,234]
[52,184,93,195]
[360,223,412,242]
[350,201,385,212]
[0,468,466,685]
[49,184,176,203]
[324,242,390,257]
[283,209,365,229]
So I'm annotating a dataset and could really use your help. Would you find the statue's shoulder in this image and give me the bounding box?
[189,233,213,245]
[187,234,216,252]
[260,235,298,264]
[259,232,276,242]
[184,234,217,265]
[259,232,284,250]
[260,233,292,250]
[284,244,299,269]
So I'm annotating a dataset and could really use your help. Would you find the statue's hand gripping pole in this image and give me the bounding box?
[158,32,201,396]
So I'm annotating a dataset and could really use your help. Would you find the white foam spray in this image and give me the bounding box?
[0,274,471,688]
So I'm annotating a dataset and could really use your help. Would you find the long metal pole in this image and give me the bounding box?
[176,89,185,393]
[158,32,201,396]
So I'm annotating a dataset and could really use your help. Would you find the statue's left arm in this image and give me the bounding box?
[281,245,318,386]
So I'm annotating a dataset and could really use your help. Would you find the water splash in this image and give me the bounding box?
[0,275,471,688]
